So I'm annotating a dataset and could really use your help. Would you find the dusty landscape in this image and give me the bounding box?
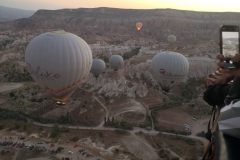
[0,6,239,160]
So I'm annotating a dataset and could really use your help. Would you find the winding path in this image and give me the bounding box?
[29,89,206,142]
[2,83,206,143]
[31,120,207,142]
[93,94,108,129]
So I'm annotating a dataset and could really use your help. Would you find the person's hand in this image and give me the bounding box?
[217,54,240,77]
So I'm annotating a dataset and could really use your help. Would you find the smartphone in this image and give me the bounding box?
[220,25,240,69]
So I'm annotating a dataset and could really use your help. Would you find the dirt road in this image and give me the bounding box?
[0,82,24,93]
[32,120,207,143]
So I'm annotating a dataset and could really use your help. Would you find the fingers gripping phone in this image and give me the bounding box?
[220,25,240,69]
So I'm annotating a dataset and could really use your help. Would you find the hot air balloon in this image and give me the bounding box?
[90,59,106,78]
[25,30,92,103]
[109,55,124,71]
[136,22,143,31]
[167,35,177,42]
[224,40,232,46]
[150,52,189,92]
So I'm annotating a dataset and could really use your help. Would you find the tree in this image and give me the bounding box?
[66,112,70,122]
[163,98,169,106]
[30,119,34,124]
[71,136,79,142]
[158,132,162,136]
[52,123,60,133]
[99,132,103,138]
[115,129,127,134]
[23,125,28,130]
[90,121,93,127]
[0,43,3,50]
[175,132,178,139]
[61,126,67,132]
[57,147,63,152]
[50,131,58,138]
[15,123,20,129]
[38,98,43,103]
[9,92,15,97]
[28,119,34,129]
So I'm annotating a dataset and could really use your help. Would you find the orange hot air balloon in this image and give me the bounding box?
[136,22,142,31]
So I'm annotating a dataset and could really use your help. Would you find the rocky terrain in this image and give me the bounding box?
[0,7,225,123]
[0,7,231,159]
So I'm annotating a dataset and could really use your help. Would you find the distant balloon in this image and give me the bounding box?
[109,55,124,71]
[224,40,232,46]
[25,30,92,102]
[91,59,106,78]
[136,22,143,31]
[150,52,189,92]
[167,35,177,42]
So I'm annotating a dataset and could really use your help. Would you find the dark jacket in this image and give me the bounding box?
[204,77,240,107]
[203,84,231,107]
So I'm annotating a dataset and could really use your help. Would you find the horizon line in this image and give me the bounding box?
[1,5,240,13]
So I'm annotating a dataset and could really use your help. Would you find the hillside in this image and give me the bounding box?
[0,7,225,159]
[0,6,35,22]
[1,7,240,42]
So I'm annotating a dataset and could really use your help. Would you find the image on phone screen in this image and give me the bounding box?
[222,32,239,60]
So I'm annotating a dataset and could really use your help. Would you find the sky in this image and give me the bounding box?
[1,0,240,12]
[223,32,239,39]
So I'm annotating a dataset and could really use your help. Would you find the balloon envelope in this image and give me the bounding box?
[167,35,177,42]
[224,40,232,46]
[91,59,106,78]
[136,22,143,31]
[25,31,92,102]
[150,52,189,92]
[109,55,124,71]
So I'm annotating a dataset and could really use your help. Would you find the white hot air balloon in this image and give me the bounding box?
[109,55,124,71]
[167,35,177,42]
[224,40,232,46]
[150,52,189,92]
[25,30,92,103]
[91,59,106,78]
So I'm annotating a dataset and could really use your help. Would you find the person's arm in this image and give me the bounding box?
[205,68,234,89]
[203,67,234,107]
[203,84,231,106]
[224,77,240,105]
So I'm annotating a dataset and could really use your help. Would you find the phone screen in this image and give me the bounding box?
[222,32,239,59]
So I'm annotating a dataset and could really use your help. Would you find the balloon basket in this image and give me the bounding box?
[56,101,66,107]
